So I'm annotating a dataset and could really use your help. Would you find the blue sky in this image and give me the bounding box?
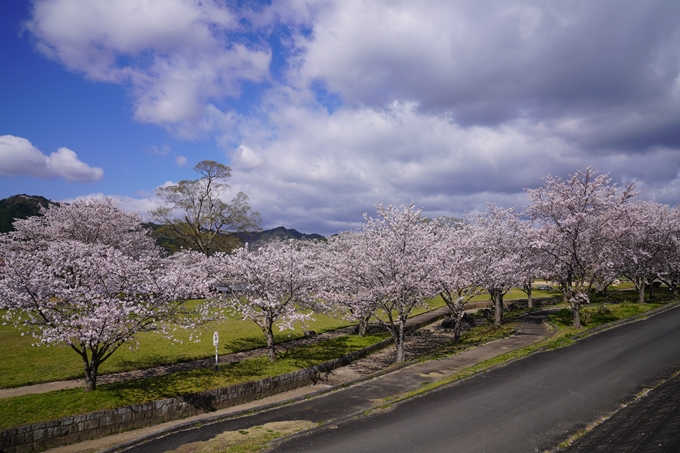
[2,1,680,235]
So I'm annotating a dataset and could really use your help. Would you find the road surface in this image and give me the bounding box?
[270,305,680,453]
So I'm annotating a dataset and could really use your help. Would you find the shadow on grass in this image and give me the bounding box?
[222,336,268,354]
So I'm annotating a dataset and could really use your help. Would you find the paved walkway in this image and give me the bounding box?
[42,310,554,453]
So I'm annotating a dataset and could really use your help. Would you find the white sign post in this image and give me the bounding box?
[213,331,219,370]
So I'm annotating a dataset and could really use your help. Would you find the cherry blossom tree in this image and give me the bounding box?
[338,202,440,363]
[526,168,637,326]
[466,204,525,326]
[616,201,676,303]
[430,221,485,342]
[207,239,320,361]
[316,231,378,337]
[0,199,204,391]
[510,223,538,308]
[10,197,156,258]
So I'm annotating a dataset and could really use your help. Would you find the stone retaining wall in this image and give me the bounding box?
[0,338,392,453]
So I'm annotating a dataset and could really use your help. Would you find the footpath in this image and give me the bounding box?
[40,307,555,453]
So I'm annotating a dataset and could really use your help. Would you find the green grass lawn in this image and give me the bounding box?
[0,288,563,390]
[549,300,665,328]
[0,307,354,389]
[0,295,451,389]
[0,333,387,430]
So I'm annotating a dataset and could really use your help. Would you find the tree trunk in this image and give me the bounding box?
[639,282,646,304]
[490,289,504,327]
[83,358,99,392]
[357,315,370,337]
[265,324,276,362]
[452,308,463,344]
[569,294,582,328]
[526,284,533,309]
[394,318,406,363]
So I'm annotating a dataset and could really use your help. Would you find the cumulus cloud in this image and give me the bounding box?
[175,155,187,166]
[26,0,271,125]
[0,135,103,182]
[291,0,680,131]
[224,99,680,235]
[230,145,265,171]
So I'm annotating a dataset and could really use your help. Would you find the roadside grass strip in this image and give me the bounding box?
[0,334,387,430]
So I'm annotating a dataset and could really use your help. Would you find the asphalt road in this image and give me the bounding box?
[269,306,680,453]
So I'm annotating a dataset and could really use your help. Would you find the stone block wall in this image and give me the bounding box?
[0,338,392,453]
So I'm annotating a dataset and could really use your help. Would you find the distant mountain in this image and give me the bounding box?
[144,224,325,254]
[231,226,325,247]
[0,194,54,233]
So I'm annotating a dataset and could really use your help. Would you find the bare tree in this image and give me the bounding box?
[151,160,261,255]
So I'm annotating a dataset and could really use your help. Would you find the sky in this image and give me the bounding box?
[1,0,680,236]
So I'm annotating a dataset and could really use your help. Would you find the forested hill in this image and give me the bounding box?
[0,194,54,233]
[143,224,325,254]
[231,226,325,247]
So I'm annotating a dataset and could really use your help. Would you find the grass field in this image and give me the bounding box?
[0,308,354,389]
[0,333,388,430]
[0,294,463,389]
[0,286,594,390]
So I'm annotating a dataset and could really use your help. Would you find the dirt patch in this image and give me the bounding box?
[166,420,317,453]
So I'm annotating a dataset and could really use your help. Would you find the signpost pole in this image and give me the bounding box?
[213,331,219,371]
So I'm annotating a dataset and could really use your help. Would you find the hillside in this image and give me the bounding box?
[230,226,325,247]
[145,225,325,254]
[0,194,54,233]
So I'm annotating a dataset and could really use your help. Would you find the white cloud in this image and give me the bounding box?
[148,144,171,156]
[231,145,265,170]
[222,101,680,235]
[0,135,103,182]
[64,193,163,220]
[27,0,272,125]
[175,155,187,166]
